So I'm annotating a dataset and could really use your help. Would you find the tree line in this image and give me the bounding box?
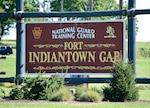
[0,0,124,41]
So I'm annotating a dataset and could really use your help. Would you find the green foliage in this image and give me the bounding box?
[51,0,119,20]
[51,0,82,12]
[9,87,26,100]
[74,86,100,102]
[0,83,4,86]
[90,87,103,96]
[24,0,39,12]
[0,0,39,40]
[74,86,87,101]
[138,48,150,58]
[51,87,73,101]
[45,75,65,100]
[103,86,113,101]
[78,90,100,102]
[25,76,47,100]
[0,0,15,40]
[9,74,65,100]
[51,0,118,12]
[103,61,139,102]
[0,88,5,98]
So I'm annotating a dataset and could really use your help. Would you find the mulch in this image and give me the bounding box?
[0,98,150,105]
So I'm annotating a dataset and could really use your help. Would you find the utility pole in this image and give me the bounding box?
[60,0,64,21]
[119,0,123,19]
[61,0,64,12]
[89,0,93,20]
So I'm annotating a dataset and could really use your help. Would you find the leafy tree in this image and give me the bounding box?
[50,0,119,20]
[24,0,39,21]
[24,0,39,12]
[0,0,138,40]
[51,0,118,12]
[50,0,138,36]
[0,0,15,41]
[0,0,39,41]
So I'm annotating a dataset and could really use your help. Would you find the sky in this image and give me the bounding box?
[2,0,150,42]
[136,0,150,42]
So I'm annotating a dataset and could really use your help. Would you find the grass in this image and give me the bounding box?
[136,42,150,78]
[0,40,16,77]
[139,90,150,101]
[0,56,16,77]
[136,58,150,78]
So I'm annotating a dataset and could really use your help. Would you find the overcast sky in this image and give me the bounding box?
[136,0,150,41]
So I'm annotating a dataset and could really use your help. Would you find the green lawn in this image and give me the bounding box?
[136,58,150,78]
[136,42,150,78]
[0,40,16,77]
[139,90,150,101]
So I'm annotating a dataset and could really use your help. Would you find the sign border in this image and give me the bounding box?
[21,20,125,77]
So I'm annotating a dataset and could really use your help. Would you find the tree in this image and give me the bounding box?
[51,0,118,12]
[0,0,39,41]
[103,61,139,102]
[50,0,119,20]
[0,0,15,41]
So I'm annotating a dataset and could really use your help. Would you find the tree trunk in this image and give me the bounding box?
[0,26,5,41]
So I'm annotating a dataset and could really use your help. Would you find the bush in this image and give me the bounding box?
[45,75,65,100]
[9,87,26,100]
[139,48,150,58]
[0,88,5,98]
[0,83,4,87]
[90,87,103,96]
[51,87,73,101]
[78,90,100,102]
[0,83,5,98]
[9,74,65,100]
[103,61,139,102]
[102,86,113,101]
[74,86,87,101]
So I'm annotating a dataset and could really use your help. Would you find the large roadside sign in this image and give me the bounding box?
[24,21,125,75]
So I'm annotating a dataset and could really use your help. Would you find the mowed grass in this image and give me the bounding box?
[136,42,150,78]
[136,58,150,78]
[139,90,150,101]
[0,40,16,77]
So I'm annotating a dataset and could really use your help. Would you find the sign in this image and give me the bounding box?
[25,21,125,74]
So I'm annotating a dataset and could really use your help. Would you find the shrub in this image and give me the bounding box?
[74,86,87,101]
[51,87,73,101]
[0,83,4,87]
[9,74,65,100]
[90,87,103,96]
[102,86,113,101]
[139,48,150,58]
[78,90,100,102]
[9,87,25,100]
[45,75,65,100]
[103,61,139,102]
[0,88,5,98]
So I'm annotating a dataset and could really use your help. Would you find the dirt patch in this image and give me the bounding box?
[0,98,150,105]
